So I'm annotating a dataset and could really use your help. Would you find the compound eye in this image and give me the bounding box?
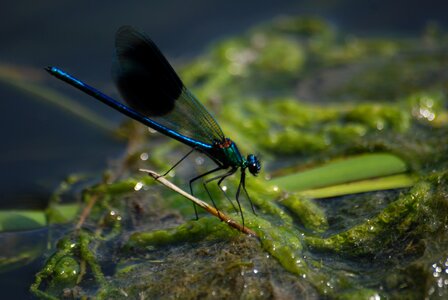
[247,154,261,175]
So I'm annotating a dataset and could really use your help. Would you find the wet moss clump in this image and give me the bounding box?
[30,16,448,299]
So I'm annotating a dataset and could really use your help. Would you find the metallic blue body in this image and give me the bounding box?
[48,67,213,151]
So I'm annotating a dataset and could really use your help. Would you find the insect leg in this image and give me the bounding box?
[158,147,196,177]
[189,166,224,219]
[235,172,245,228]
[241,170,257,215]
[216,168,239,213]
[202,168,238,214]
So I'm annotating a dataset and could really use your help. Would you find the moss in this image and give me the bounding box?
[280,193,328,232]
[126,217,237,249]
[51,256,79,285]
[257,220,307,276]
[110,236,318,299]
[305,181,431,256]
[253,36,305,75]
[344,104,411,132]
[244,176,292,223]
[337,289,381,300]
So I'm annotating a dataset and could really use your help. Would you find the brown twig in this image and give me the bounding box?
[140,169,258,237]
[75,194,98,230]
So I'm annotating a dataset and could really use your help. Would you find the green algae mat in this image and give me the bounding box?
[1,16,448,299]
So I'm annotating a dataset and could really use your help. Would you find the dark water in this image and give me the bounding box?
[0,0,447,298]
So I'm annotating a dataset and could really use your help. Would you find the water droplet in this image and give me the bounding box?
[134,182,144,191]
[368,294,380,300]
[140,152,149,161]
[195,157,205,165]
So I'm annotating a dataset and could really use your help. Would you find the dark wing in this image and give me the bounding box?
[113,26,225,145]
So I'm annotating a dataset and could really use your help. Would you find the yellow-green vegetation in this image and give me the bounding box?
[2,16,445,299]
